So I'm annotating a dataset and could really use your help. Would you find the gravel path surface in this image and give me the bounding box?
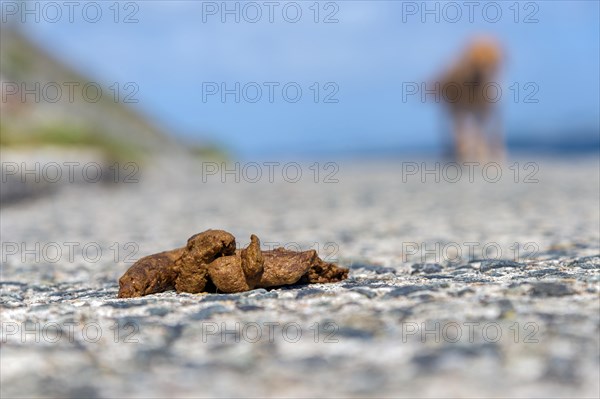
[1,157,599,398]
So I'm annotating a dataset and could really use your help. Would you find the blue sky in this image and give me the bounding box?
[10,0,600,158]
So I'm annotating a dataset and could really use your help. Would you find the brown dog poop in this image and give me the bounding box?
[118,229,349,298]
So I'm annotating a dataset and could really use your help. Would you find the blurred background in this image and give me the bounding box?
[1,0,598,173]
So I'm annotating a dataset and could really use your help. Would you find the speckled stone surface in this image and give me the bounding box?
[1,157,599,398]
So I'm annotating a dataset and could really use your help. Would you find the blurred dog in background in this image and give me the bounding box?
[436,37,504,162]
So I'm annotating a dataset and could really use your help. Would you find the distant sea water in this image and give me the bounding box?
[239,132,600,161]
